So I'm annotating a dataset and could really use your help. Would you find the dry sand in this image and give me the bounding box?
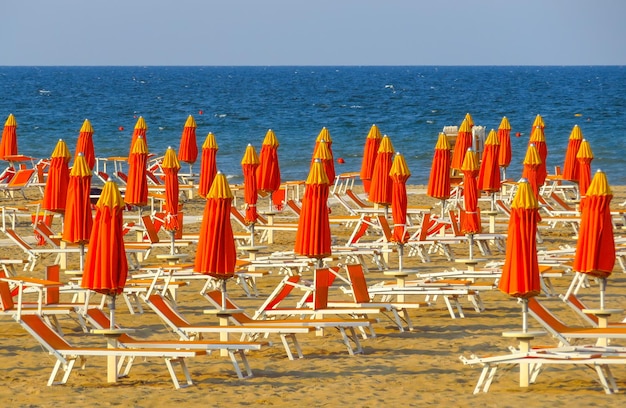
[1,184,626,407]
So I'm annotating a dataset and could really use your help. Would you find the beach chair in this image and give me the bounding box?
[15,313,204,388]
[0,167,36,199]
[560,293,626,328]
[141,292,313,360]
[2,229,81,271]
[82,307,268,379]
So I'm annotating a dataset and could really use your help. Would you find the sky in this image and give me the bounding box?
[2,0,625,66]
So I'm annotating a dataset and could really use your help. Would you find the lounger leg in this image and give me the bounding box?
[594,364,614,394]
[228,350,253,379]
[280,333,304,360]
[48,359,75,386]
[338,327,363,355]
[165,357,193,389]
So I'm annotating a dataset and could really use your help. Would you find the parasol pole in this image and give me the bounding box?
[440,199,446,219]
[600,277,607,310]
[169,231,176,255]
[221,279,227,310]
[398,243,404,272]
[468,233,474,260]
[521,298,528,333]
[79,243,85,271]
[249,223,256,247]
[109,294,116,330]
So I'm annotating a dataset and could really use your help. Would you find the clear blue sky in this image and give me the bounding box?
[2,0,624,65]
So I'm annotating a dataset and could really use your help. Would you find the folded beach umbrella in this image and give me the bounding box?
[368,135,394,207]
[124,136,148,208]
[461,149,482,259]
[522,143,542,198]
[294,159,331,266]
[427,133,452,216]
[130,116,148,152]
[0,113,17,160]
[360,124,382,194]
[477,129,501,201]
[241,144,260,244]
[389,152,410,267]
[312,138,335,186]
[194,171,237,308]
[74,119,95,170]
[464,112,475,128]
[81,180,128,328]
[315,127,334,160]
[572,170,615,308]
[497,116,512,179]
[562,125,583,182]
[529,125,548,188]
[576,139,594,198]
[62,153,93,271]
[42,139,71,213]
[498,178,541,332]
[256,129,281,209]
[531,114,545,132]
[450,118,472,171]
[177,115,198,168]
[198,132,218,198]
[161,147,181,255]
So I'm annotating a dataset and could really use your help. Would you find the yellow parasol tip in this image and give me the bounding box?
[576,139,594,159]
[586,169,612,196]
[207,171,234,199]
[434,132,451,150]
[162,147,181,169]
[202,132,218,149]
[498,116,511,130]
[97,180,125,209]
[366,124,382,140]
[80,119,93,133]
[511,178,539,209]
[134,116,147,130]
[569,124,583,140]
[241,143,260,165]
[4,113,17,127]
[184,115,197,128]
[130,135,148,154]
[262,129,279,147]
[459,118,472,133]
[464,112,474,127]
[461,148,479,171]
[316,127,332,143]
[378,135,394,153]
[313,139,332,160]
[485,129,500,146]
[70,153,92,177]
[51,139,71,159]
[523,143,542,165]
[389,152,411,177]
[529,125,545,142]
[306,159,330,185]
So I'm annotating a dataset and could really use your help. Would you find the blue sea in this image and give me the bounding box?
[1,66,625,184]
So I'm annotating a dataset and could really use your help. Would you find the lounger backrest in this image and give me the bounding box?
[262,275,300,311]
[0,280,15,311]
[313,268,331,310]
[286,200,301,215]
[85,308,135,343]
[205,290,254,324]
[147,294,191,328]
[141,215,161,244]
[4,229,34,252]
[527,297,570,334]
[345,264,371,304]
[44,264,60,305]
[346,189,371,208]
[347,216,371,245]
[35,221,60,247]
[7,168,35,188]
[377,215,392,242]
[20,314,72,351]
[566,294,599,325]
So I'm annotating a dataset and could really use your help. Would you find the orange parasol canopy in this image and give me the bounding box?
[312,138,335,185]
[315,127,334,156]
[573,170,615,279]
[562,124,583,182]
[460,148,481,234]
[0,113,18,160]
[477,129,501,193]
[241,144,260,224]
[62,153,93,245]
[529,125,548,187]
[360,124,382,194]
[427,132,451,200]
[498,179,541,299]
[256,129,281,194]
[294,159,331,260]
[74,119,95,170]
[198,132,218,198]
[450,118,472,171]
[161,147,181,233]
[42,139,71,212]
[497,116,512,170]
[177,115,198,165]
[194,172,237,279]
[522,143,542,198]
[576,139,594,198]
[130,116,148,152]
[81,180,128,296]
[464,112,474,128]
[532,114,545,131]
[389,152,411,244]
[368,135,394,205]
[124,136,149,207]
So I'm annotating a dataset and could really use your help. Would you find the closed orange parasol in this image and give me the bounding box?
[461,149,482,258]
[572,170,615,308]
[531,114,545,131]
[522,143,542,198]
[368,135,394,207]
[450,118,472,171]
[241,144,260,244]
[477,129,501,209]
[63,153,93,271]
[315,127,334,160]
[42,139,71,213]
[498,178,541,331]
[576,139,594,198]
[161,147,181,255]
[389,152,410,270]
[294,159,331,265]
[562,125,583,182]
[529,125,548,188]
[464,112,475,128]
[124,136,149,208]
[312,138,335,186]
[256,129,281,210]
[360,124,382,194]
[129,116,148,152]
[194,172,237,308]
[81,180,128,327]
[427,133,452,217]
[197,132,218,198]
[0,113,18,160]
[74,119,95,170]
[497,116,512,178]
[177,115,198,172]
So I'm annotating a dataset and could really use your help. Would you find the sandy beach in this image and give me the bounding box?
[2,183,626,407]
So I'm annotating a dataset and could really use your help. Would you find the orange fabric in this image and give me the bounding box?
[450,119,472,170]
[81,182,128,296]
[129,116,148,152]
[177,115,198,164]
[74,119,95,170]
[529,126,548,187]
[31,213,54,246]
[162,148,181,232]
[313,268,331,310]
[124,137,148,206]
[578,158,592,197]
[0,114,17,160]
[62,155,93,244]
[312,139,335,186]
[562,125,583,181]
[477,131,501,193]
[573,191,615,278]
[359,125,382,194]
[42,156,70,212]
[368,140,394,205]
[497,117,512,168]
[390,153,410,243]
[241,147,260,224]
[427,134,451,200]
[193,174,237,279]
[256,131,281,194]
[198,140,218,198]
[461,150,481,234]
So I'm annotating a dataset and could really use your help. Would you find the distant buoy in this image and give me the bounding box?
[574,113,583,117]
[337,157,345,164]
[198,110,204,115]
[515,132,522,137]
[118,126,124,131]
